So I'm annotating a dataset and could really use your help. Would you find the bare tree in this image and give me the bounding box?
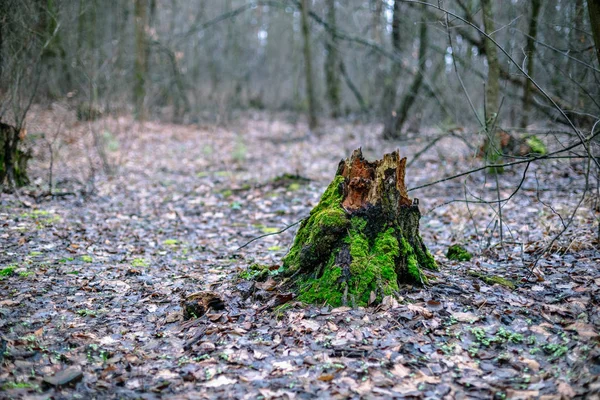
[386,4,428,138]
[300,0,317,129]
[521,0,541,128]
[481,0,501,162]
[382,0,402,139]
[324,0,341,118]
[134,0,147,121]
[589,0,600,67]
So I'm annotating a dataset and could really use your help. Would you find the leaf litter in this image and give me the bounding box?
[0,110,599,398]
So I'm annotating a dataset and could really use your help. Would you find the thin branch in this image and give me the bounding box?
[236,218,305,251]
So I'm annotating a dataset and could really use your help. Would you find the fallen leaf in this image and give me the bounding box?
[202,375,236,387]
[565,322,599,338]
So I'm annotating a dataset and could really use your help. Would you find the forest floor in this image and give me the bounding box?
[1,109,599,399]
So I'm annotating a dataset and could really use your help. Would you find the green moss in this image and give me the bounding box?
[282,175,348,273]
[346,220,400,305]
[298,218,402,307]
[0,265,16,277]
[400,237,424,284]
[1,381,38,390]
[288,183,301,191]
[413,235,438,271]
[80,255,93,263]
[239,263,271,281]
[297,255,344,306]
[525,136,546,155]
[163,239,179,246]
[447,244,472,261]
[131,258,149,267]
[468,271,515,290]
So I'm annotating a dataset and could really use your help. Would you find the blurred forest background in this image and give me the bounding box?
[1,0,598,132]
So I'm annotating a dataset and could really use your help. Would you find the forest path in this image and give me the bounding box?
[1,112,598,398]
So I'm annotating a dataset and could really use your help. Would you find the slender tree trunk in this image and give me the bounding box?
[520,0,541,128]
[324,0,341,118]
[389,6,428,138]
[381,0,402,138]
[300,0,317,129]
[589,0,600,67]
[134,0,147,121]
[481,0,501,162]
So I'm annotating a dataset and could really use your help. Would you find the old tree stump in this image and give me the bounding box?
[282,149,437,307]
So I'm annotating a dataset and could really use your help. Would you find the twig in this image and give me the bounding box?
[236,218,305,251]
[409,126,600,193]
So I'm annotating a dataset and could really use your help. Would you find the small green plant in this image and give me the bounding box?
[1,381,38,390]
[239,263,272,281]
[131,258,149,268]
[0,266,16,277]
[470,327,491,346]
[543,343,568,359]
[77,309,97,317]
[468,346,479,357]
[525,136,546,155]
[19,271,33,278]
[81,255,93,263]
[495,327,524,344]
[163,239,179,246]
[447,244,472,261]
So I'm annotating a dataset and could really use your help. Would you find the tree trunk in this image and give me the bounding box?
[589,0,600,67]
[521,0,541,128]
[0,122,30,188]
[324,0,341,118]
[134,0,147,121]
[381,0,402,139]
[481,0,502,164]
[386,6,428,139]
[282,149,437,307]
[300,0,317,129]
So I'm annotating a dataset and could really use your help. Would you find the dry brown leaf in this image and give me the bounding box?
[452,312,478,322]
[318,374,334,382]
[557,381,576,398]
[407,304,433,319]
[564,322,599,338]
[202,375,236,387]
[506,389,540,400]
[519,357,540,372]
[391,363,410,378]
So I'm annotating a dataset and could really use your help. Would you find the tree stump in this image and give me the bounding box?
[282,148,437,307]
[0,122,30,187]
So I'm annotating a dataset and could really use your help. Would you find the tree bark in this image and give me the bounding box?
[520,0,541,128]
[134,0,147,121]
[588,0,600,67]
[282,149,437,307]
[381,0,402,139]
[386,6,428,139]
[324,0,341,118]
[481,0,502,163]
[0,122,30,188]
[300,0,317,129]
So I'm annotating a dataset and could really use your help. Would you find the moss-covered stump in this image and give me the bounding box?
[282,148,437,307]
